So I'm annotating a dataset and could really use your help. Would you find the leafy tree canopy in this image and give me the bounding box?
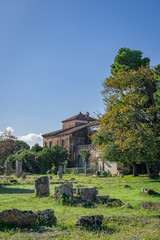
[0,130,30,163]
[31,143,43,152]
[111,48,150,75]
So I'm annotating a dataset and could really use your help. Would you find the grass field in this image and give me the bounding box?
[0,174,159,239]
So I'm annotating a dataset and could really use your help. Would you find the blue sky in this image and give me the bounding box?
[0,0,160,146]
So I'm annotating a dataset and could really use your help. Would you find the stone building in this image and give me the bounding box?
[42,112,130,175]
[42,112,98,167]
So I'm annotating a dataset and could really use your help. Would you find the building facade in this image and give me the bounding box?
[42,112,98,167]
[42,112,130,175]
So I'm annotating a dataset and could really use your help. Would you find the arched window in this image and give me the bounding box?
[78,155,83,167]
[87,154,92,168]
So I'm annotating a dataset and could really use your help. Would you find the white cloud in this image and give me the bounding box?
[18,133,43,147]
[6,127,14,133]
[0,126,43,147]
[0,127,15,140]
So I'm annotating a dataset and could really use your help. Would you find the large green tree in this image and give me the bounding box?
[0,130,30,164]
[94,48,160,177]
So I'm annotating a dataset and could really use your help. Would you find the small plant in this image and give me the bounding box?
[101,170,108,177]
[47,164,57,174]
[63,165,67,174]
[96,171,101,176]
[61,193,70,205]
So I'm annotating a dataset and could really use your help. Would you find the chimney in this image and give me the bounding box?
[85,112,89,120]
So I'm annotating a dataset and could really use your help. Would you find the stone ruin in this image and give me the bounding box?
[0,209,56,227]
[57,166,63,180]
[35,176,50,197]
[75,187,98,201]
[15,160,22,178]
[54,183,73,203]
[34,177,120,207]
[5,161,11,176]
[54,183,110,206]
[75,215,104,227]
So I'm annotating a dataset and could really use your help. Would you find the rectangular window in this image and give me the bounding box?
[49,141,52,148]
[45,142,47,147]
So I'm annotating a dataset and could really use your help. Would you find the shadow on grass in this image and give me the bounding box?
[0,186,34,194]
[0,225,45,233]
[149,191,160,197]
[147,178,160,183]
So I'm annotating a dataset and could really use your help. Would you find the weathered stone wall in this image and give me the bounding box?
[43,135,70,150]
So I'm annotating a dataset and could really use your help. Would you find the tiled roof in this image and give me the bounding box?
[42,126,74,137]
[42,121,98,138]
[62,112,95,123]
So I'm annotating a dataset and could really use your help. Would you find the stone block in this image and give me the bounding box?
[57,166,63,180]
[16,160,22,178]
[5,161,11,176]
[0,209,37,227]
[54,183,73,202]
[140,202,160,210]
[97,195,109,203]
[75,215,103,227]
[75,187,98,201]
[36,209,57,226]
[35,176,50,197]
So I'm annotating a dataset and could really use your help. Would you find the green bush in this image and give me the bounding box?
[101,170,110,177]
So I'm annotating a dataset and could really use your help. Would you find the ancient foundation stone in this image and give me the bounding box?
[54,183,73,202]
[36,209,57,226]
[97,195,109,203]
[75,187,98,201]
[5,161,11,176]
[105,198,122,207]
[57,166,63,180]
[16,160,22,178]
[140,202,160,210]
[35,176,50,197]
[0,209,57,227]
[0,209,37,227]
[75,215,104,227]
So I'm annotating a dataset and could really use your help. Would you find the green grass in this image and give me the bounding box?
[0,174,160,239]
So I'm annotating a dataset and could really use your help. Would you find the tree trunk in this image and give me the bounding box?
[131,162,138,177]
[146,162,160,178]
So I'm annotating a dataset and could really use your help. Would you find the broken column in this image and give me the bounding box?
[5,161,11,176]
[54,183,73,203]
[35,176,50,197]
[16,160,22,178]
